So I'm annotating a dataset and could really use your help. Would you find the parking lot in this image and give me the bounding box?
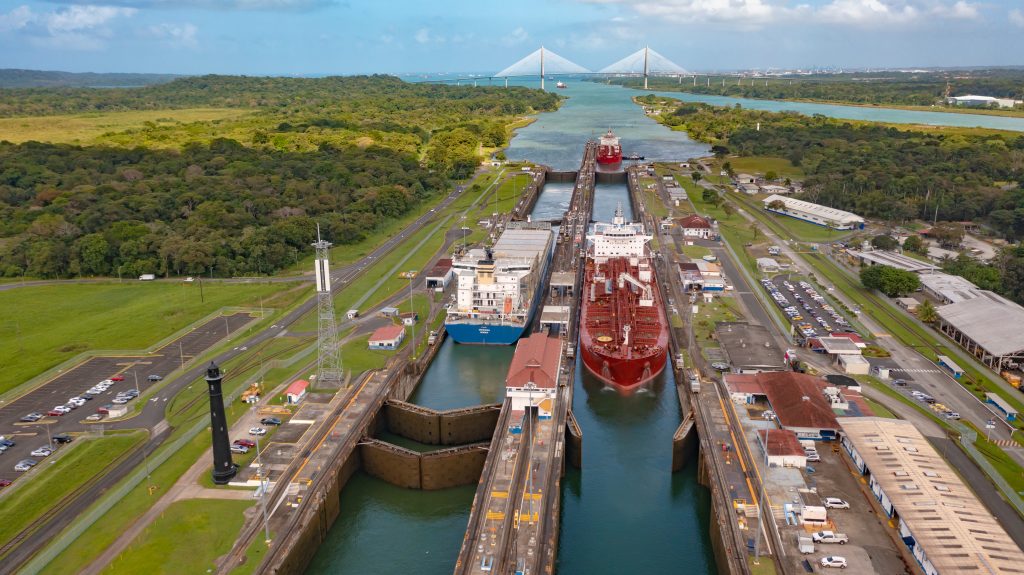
[0,312,254,484]
[760,274,856,341]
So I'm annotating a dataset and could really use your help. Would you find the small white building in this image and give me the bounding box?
[368,324,405,350]
[758,428,807,468]
[757,257,780,273]
[678,215,713,239]
[947,95,1023,109]
[737,183,760,195]
[735,173,756,184]
[285,379,309,405]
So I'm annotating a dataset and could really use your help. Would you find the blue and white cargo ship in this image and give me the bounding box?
[445,222,553,345]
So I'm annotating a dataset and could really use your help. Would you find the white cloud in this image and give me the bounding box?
[501,27,529,47]
[1011,8,1024,28]
[0,5,33,32]
[147,22,198,48]
[1,4,136,50]
[580,0,986,27]
[40,0,335,10]
[414,28,444,44]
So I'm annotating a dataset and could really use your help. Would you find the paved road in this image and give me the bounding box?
[0,170,500,573]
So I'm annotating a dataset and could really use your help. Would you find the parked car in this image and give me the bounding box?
[230,445,249,454]
[0,438,15,448]
[260,417,282,426]
[52,405,70,414]
[248,427,267,436]
[823,498,850,509]
[51,434,73,444]
[14,459,38,472]
[97,405,112,414]
[234,439,256,448]
[85,413,104,421]
[711,362,730,371]
[112,398,129,405]
[30,447,52,458]
[110,375,125,382]
[0,479,12,489]
[819,556,848,568]
[812,531,849,544]
[892,379,907,386]
[147,374,162,382]
[806,453,821,462]
[47,409,66,417]
[20,413,43,422]
[944,412,961,420]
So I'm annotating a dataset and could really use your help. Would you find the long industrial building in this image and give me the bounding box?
[937,290,1024,371]
[762,194,865,230]
[839,417,1024,575]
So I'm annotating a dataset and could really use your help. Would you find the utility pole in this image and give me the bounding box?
[256,434,272,544]
[134,369,152,483]
[313,225,344,388]
[409,276,416,360]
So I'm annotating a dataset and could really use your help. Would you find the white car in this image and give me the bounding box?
[30,447,52,458]
[823,497,850,509]
[248,427,267,436]
[53,405,71,414]
[820,556,847,568]
[68,398,86,407]
[112,398,129,405]
[14,459,37,472]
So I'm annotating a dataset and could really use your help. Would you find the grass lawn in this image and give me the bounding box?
[972,431,1024,494]
[681,244,712,259]
[0,431,146,551]
[863,397,897,418]
[0,281,305,397]
[0,108,251,145]
[726,156,805,180]
[747,555,779,575]
[692,297,739,347]
[340,334,396,375]
[730,192,843,243]
[100,499,252,575]
[226,530,275,575]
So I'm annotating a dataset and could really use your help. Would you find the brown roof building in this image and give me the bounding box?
[726,372,839,439]
[505,333,562,418]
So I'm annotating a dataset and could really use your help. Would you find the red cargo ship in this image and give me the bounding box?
[580,206,668,390]
[597,129,622,165]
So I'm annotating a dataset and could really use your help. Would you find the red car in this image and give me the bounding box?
[0,479,12,489]
[110,375,125,381]
[97,405,112,414]
[233,439,256,448]
[47,409,66,417]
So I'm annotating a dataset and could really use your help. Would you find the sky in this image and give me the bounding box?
[0,0,1022,75]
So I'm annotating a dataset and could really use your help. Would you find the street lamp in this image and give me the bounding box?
[255,434,272,544]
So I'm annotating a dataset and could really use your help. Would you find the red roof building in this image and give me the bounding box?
[426,258,454,289]
[678,215,713,239]
[727,372,839,439]
[505,333,562,418]
[368,324,405,350]
[757,428,807,468]
[286,379,309,405]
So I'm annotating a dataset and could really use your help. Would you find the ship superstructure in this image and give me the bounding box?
[445,222,553,345]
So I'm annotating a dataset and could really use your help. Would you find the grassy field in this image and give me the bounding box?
[681,244,712,259]
[0,281,306,397]
[0,108,252,145]
[0,431,146,550]
[863,397,897,418]
[100,499,252,575]
[731,192,845,243]
[725,156,805,180]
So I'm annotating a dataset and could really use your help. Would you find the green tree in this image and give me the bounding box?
[871,234,899,251]
[765,170,778,181]
[74,233,110,276]
[768,199,786,211]
[702,189,721,206]
[902,234,926,254]
[860,264,920,297]
[931,222,965,249]
[691,172,702,183]
[916,299,938,323]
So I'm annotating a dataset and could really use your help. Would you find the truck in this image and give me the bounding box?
[675,353,686,370]
[811,531,849,544]
[427,330,438,345]
[346,309,359,320]
[688,369,701,393]
[138,274,156,281]
[768,245,781,256]
[797,536,815,555]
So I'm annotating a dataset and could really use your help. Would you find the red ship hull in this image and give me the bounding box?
[579,256,669,390]
[597,150,622,165]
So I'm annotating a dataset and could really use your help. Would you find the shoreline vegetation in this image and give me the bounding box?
[0,75,561,281]
[637,94,1024,305]
[608,70,1024,119]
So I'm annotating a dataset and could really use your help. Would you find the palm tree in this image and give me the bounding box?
[917,299,938,324]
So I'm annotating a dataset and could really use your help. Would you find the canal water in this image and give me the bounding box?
[308,81,716,574]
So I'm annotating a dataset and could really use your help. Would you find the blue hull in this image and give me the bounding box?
[444,322,527,345]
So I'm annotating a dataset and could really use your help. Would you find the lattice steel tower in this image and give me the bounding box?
[313,225,344,388]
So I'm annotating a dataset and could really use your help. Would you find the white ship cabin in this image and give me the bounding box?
[451,248,533,317]
[587,204,652,264]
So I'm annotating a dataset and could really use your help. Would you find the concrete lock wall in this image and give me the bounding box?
[360,439,422,489]
[544,170,577,184]
[440,405,501,445]
[420,444,489,490]
[566,409,583,469]
[384,400,441,444]
[672,418,698,472]
[596,171,627,185]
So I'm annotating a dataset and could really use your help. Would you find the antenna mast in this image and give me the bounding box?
[312,225,345,388]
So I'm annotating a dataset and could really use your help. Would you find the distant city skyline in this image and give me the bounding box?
[0,0,1022,75]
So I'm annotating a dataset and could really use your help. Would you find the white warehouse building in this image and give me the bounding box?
[762,195,865,230]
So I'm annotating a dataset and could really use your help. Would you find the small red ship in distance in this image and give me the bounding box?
[597,129,622,165]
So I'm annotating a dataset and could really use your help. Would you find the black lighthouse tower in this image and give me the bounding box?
[206,361,237,484]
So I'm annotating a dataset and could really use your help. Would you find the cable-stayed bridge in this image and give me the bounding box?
[428,46,691,89]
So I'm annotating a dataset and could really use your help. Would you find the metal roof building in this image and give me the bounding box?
[716,322,787,373]
[839,417,1024,575]
[762,194,865,230]
[846,249,939,273]
[918,273,982,304]
[937,291,1024,370]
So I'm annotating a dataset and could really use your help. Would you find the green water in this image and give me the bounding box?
[308,81,716,574]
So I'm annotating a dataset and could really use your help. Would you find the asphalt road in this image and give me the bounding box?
[0,171,490,573]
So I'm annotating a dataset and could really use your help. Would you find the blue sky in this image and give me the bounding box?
[0,0,1022,74]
